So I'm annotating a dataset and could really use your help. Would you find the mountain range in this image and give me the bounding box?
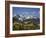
[13,15,40,24]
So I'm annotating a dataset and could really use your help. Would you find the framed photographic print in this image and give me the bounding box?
[5,1,45,37]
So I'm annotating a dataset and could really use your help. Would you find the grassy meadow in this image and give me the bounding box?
[13,20,40,31]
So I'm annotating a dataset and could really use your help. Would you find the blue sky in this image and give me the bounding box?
[13,7,40,17]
